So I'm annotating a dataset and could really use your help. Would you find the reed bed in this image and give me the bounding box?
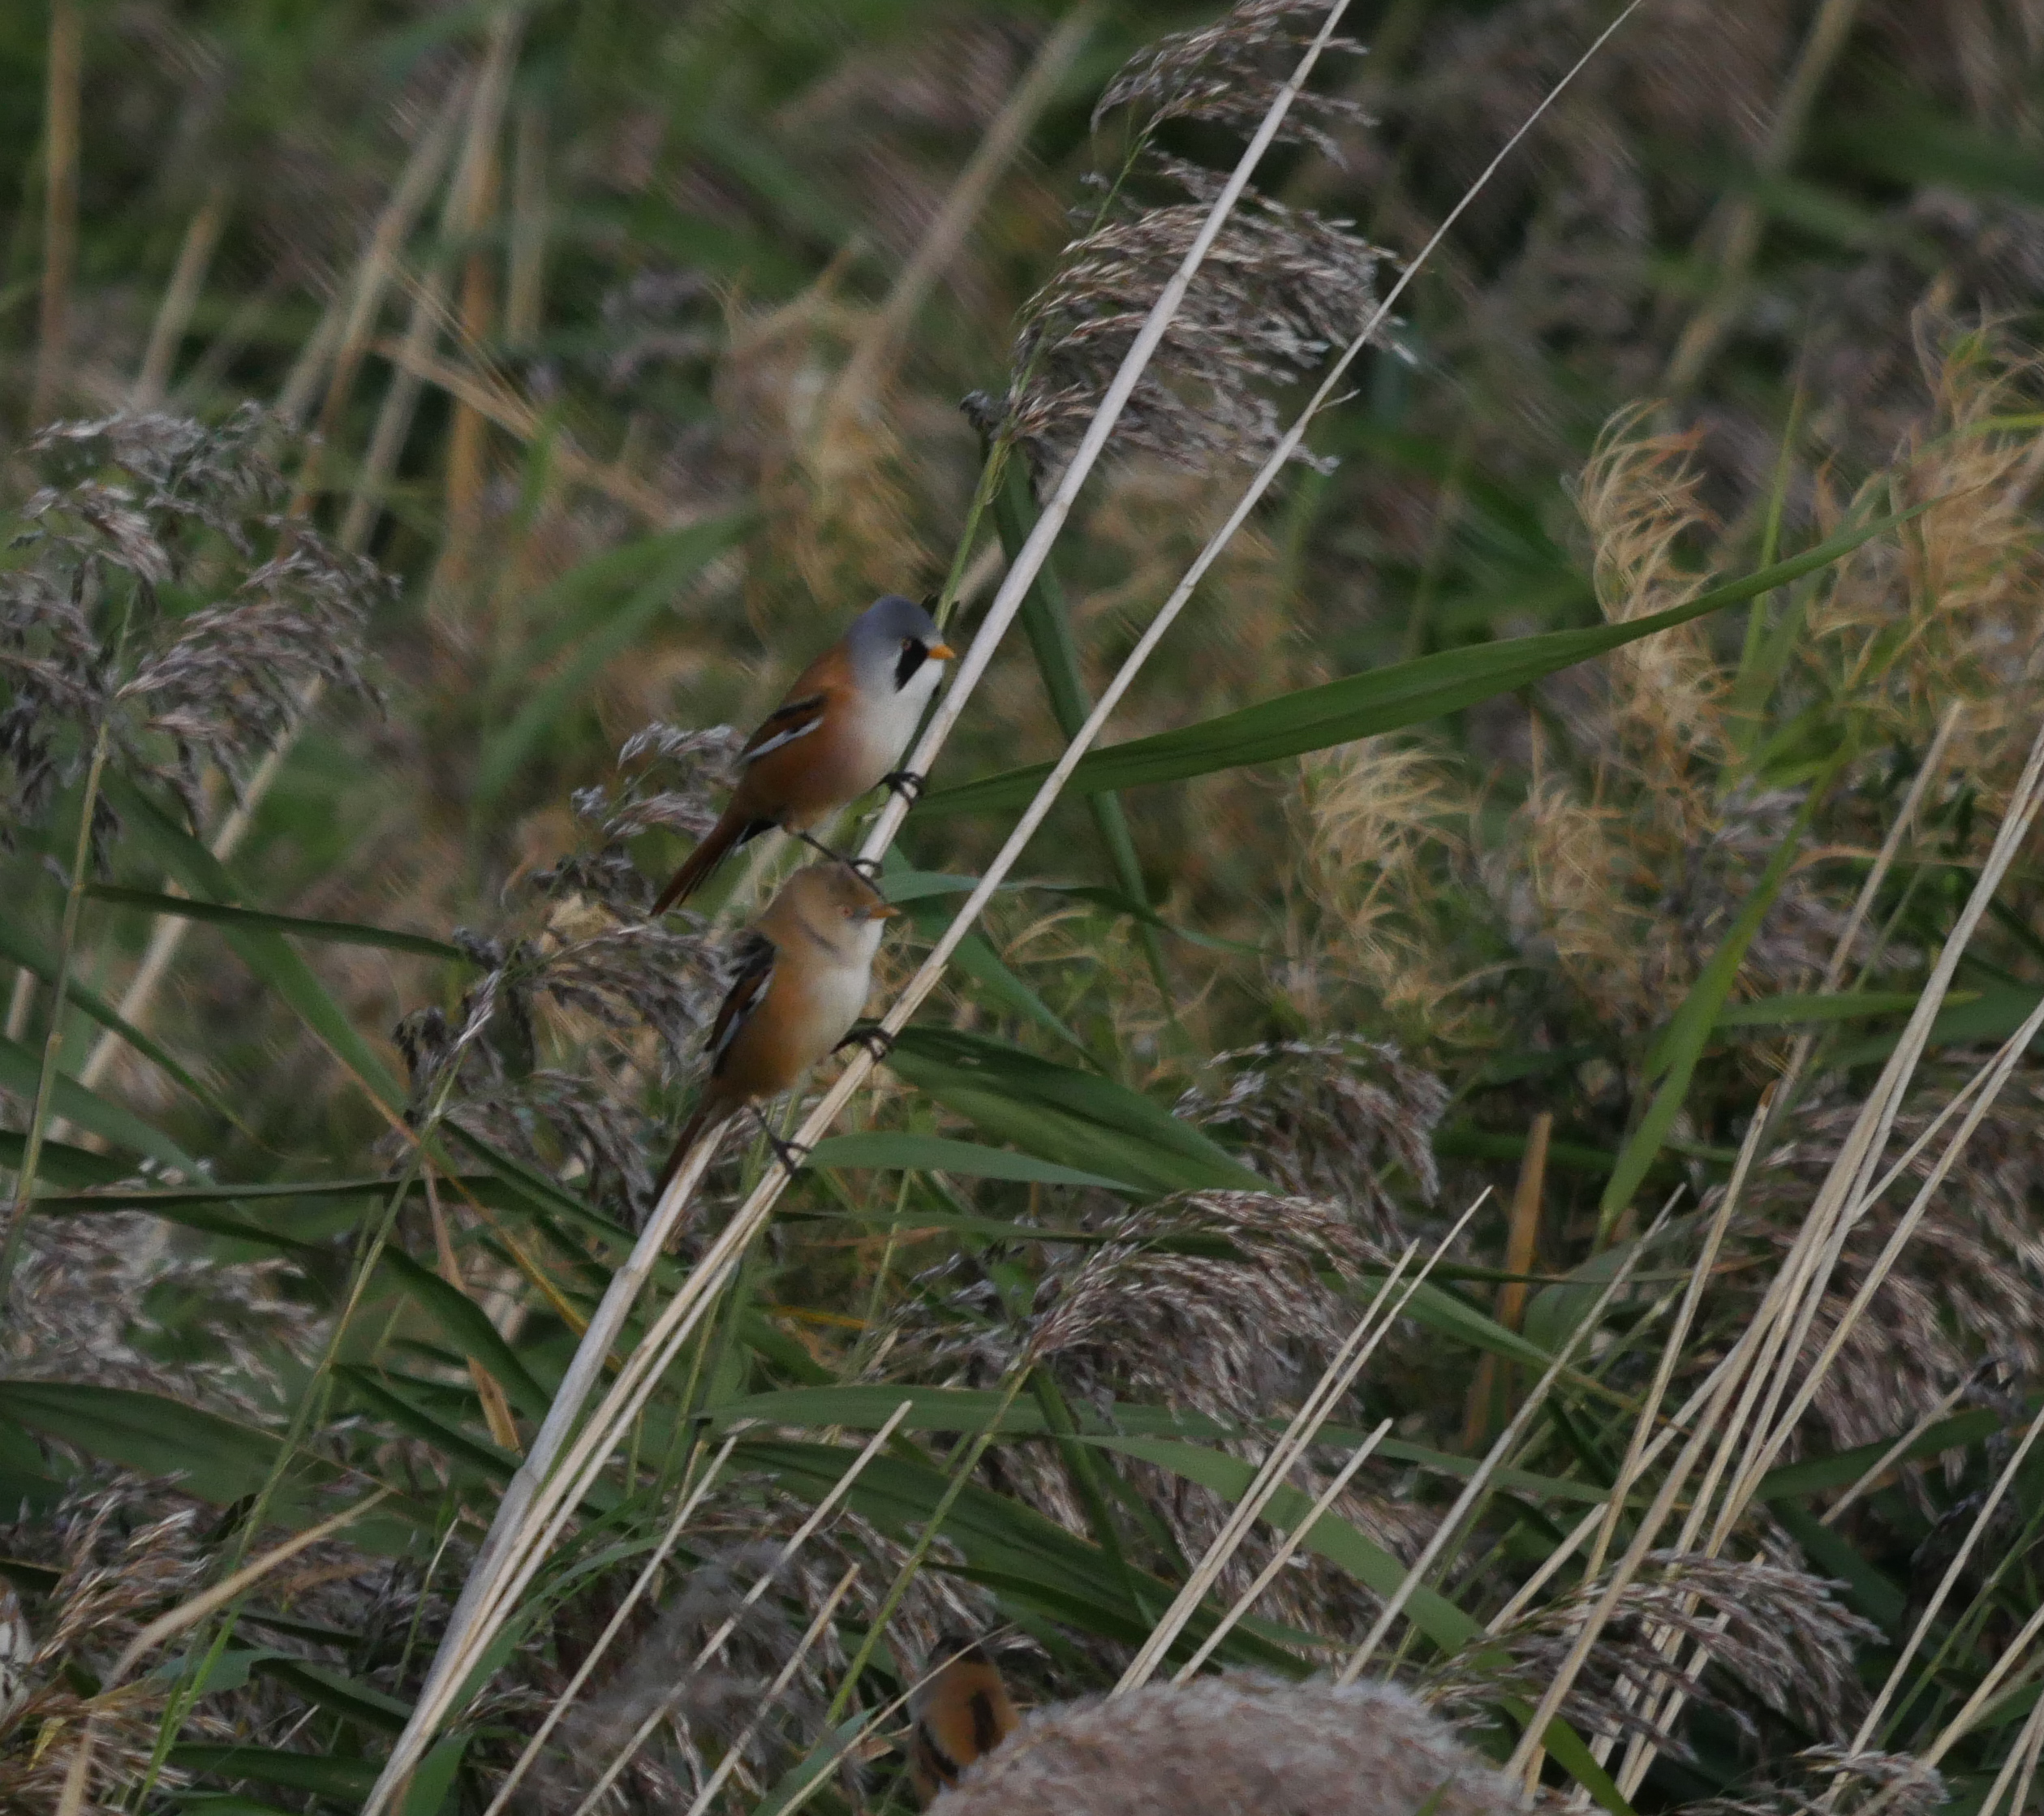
[7,2,2044,1814]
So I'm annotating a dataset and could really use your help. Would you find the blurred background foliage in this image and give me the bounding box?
[8,0,2044,1810]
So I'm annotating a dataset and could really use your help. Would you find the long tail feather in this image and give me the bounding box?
[655,1095,734,1195]
[652,806,756,914]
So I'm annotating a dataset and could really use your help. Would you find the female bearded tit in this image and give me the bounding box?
[652,594,953,912]
[656,863,899,1188]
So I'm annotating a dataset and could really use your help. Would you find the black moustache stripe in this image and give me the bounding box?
[894,642,930,690]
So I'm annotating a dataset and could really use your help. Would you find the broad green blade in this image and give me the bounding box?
[808,1130,1134,1189]
[919,508,1918,816]
[887,1026,1266,1194]
[87,883,463,961]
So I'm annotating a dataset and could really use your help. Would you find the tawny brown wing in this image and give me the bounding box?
[706,931,777,1078]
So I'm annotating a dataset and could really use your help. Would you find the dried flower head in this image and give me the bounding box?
[880,1192,1426,1649]
[6,1207,321,1418]
[1698,1083,2044,1464]
[1178,1036,1448,1243]
[1436,1552,1877,1759]
[0,1481,222,1809]
[1092,0,1371,163]
[927,1674,1517,1816]
[1681,1745,1947,1816]
[0,408,386,858]
[983,172,1384,480]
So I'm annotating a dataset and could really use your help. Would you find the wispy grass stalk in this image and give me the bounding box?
[1117,1210,1478,1694]
[1173,1418,1392,1680]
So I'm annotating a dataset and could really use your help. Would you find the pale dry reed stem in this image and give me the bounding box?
[55,1488,392,1816]
[675,1563,862,1816]
[1761,704,1962,1146]
[367,15,1362,1797]
[1175,1418,1393,1680]
[1686,712,2044,1564]
[1819,1375,1974,1526]
[1340,1203,1672,1685]
[1722,989,2044,1519]
[1973,1682,2044,1816]
[132,186,229,409]
[1116,1216,1470,1694]
[1600,1005,2044,1797]
[1909,1595,2044,1773]
[565,1405,910,1816]
[480,1437,739,1816]
[32,0,81,424]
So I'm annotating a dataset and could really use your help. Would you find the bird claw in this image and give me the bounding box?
[837,1024,896,1061]
[847,855,884,883]
[880,768,927,804]
[751,1108,811,1174]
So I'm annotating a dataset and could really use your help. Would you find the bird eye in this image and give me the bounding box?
[901,636,915,653]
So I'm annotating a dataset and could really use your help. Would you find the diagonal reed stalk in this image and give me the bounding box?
[366,7,1649,1799]
[1174,1418,1394,1681]
[676,1562,863,1816]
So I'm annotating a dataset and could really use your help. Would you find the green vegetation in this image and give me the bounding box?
[5,1,2044,1812]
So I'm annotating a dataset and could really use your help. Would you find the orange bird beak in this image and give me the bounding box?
[927,642,957,661]
[866,902,904,920]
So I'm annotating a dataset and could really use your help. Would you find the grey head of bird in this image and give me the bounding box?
[845,593,956,695]
[765,862,902,955]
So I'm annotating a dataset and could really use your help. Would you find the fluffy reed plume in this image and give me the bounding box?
[1573,409,1728,781]
[0,1482,217,1807]
[925,1674,1517,1816]
[1093,0,1369,157]
[1436,1552,1877,1759]
[882,1192,1427,1641]
[1698,1086,2044,1461]
[0,408,384,852]
[970,0,1384,480]
[1806,331,2044,794]
[1177,1035,1448,1243]
[1297,736,1481,1035]
[1680,1745,1947,1816]
[5,1206,321,1414]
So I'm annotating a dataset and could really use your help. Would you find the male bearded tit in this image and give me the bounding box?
[652,594,953,912]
